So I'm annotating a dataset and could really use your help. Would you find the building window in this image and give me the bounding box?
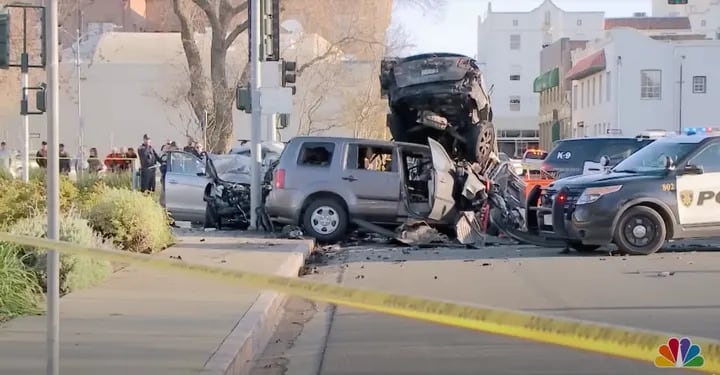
[701,19,707,27]
[606,71,611,101]
[598,74,603,103]
[510,34,521,50]
[513,19,519,26]
[573,86,578,110]
[693,76,707,93]
[509,96,521,111]
[640,69,662,99]
[591,77,596,106]
[544,11,551,26]
[509,64,521,81]
[577,19,582,26]
[580,82,585,108]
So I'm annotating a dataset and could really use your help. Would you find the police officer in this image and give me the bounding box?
[138,134,161,192]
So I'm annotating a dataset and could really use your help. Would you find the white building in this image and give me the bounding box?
[652,0,720,39]
[476,0,604,156]
[569,28,720,138]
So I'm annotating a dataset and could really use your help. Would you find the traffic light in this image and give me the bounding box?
[262,0,280,61]
[236,86,251,113]
[281,59,296,95]
[668,0,688,4]
[0,13,10,69]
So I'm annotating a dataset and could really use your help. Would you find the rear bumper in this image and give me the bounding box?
[265,188,304,224]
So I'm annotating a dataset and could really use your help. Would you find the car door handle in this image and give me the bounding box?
[342,176,357,182]
[167,179,178,184]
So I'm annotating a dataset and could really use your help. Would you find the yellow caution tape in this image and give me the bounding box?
[1,232,718,372]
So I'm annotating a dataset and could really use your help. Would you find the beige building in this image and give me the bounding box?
[536,38,587,151]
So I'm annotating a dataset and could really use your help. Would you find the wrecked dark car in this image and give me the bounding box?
[160,151,272,229]
[380,53,496,171]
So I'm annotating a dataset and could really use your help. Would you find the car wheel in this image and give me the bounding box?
[613,206,666,255]
[302,198,348,243]
[567,241,600,253]
[464,121,495,163]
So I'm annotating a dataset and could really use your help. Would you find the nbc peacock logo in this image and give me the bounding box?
[654,337,705,368]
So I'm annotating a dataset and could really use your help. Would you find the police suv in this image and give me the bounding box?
[527,130,720,255]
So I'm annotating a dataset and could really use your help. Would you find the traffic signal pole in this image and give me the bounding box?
[21,53,29,182]
[249,0,263,230]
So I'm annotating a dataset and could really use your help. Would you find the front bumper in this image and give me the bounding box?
[536,188,616,246]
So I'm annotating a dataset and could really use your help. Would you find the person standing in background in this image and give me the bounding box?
[124,147,138,170]
[59,144,71,175]
[0,142,11,173]
[36,141,48,168]
[87,148,102,173]
[138,134,161,192]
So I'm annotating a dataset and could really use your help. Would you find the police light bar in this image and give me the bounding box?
[684,127,720,135]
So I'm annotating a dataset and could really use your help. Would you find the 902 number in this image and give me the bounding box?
[661,183,675,192]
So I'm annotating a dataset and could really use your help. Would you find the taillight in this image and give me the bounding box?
[557,192,566,203]
[274,169,285,189]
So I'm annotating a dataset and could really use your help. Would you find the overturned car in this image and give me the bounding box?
[380,53,496,172]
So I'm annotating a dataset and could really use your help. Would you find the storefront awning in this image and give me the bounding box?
[566,50,606,81]
[533,67,560,93]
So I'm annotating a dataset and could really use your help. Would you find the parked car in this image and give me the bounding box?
[160,150,270,228]
[521,149,548,171]
[265,136,483,242]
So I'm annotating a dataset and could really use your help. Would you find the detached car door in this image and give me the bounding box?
[427,138,456,221]
[163,151,209,222]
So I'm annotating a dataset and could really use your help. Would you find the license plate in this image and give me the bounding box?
[543,214,552,224]
[421,68,438,76]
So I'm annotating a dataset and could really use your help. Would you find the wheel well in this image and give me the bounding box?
[299,192,348,224]
[631,202,674,240]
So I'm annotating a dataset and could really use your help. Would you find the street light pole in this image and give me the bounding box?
[76,9,84,177]
[44,0,61,372]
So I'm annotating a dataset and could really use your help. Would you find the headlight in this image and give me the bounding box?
[576,185,622,205]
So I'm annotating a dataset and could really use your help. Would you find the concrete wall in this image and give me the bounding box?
[571,28,720,138]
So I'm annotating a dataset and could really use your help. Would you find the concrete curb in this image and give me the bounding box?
[201,239,315,375]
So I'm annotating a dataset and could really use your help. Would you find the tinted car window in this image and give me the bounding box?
[544,138,652,178]
[297,142,335,167]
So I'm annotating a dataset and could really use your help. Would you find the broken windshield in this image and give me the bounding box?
[393,56,471,88]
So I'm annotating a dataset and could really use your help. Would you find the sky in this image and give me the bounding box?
[393,0,652,56]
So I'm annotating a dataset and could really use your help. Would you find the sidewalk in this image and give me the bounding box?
[0,230,314,375]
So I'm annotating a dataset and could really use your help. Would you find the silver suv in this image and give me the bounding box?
[265,136,461,242]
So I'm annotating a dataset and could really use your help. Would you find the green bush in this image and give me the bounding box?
[0,175,83,229]
[0,243,43,321]
[8,214,112,295]
[29,167,46,182]
[0,168,13,181]
[85,187,173,253]
[0,179,45,229]
[102,171,132,189]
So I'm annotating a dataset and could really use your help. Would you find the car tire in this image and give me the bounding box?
[464,121,495,163]
[613,206,666,255]
[302,198,348,243]
[567,241,600,253]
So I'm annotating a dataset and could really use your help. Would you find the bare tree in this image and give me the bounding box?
[294,61,345,136]
[384,21,416,57]
[394,0,447,15]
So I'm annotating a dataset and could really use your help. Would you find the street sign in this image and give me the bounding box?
[30,132,40,138]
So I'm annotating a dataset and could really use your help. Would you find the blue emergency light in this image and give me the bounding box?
[684,127,719,135]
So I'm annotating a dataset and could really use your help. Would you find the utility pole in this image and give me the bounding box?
[249,0,263,230]
[76,7,84,178]
[45,0,61,373]
[20,13,30,182]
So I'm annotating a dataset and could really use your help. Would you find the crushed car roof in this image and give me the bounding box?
[398,52,471,63]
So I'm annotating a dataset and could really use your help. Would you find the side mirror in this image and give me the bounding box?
[599,155,610,167]
[681,164,703,175]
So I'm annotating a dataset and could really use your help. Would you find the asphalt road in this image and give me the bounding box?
[251,242,720,375]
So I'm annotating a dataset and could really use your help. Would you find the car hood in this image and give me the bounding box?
[549,171,663,190]
[207,154,252,185]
